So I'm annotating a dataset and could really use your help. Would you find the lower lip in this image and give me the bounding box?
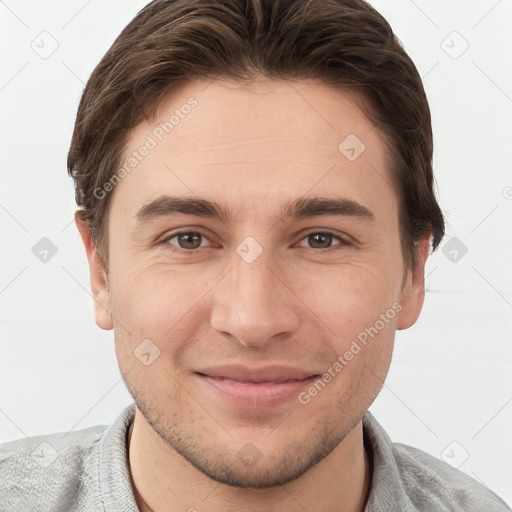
[194,373,319,408]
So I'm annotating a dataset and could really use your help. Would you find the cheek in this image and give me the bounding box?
[312,309,396,415]
[296,263,400,334]
[110,264,194,328]
[108,264,213,373]
[295,263,400,386]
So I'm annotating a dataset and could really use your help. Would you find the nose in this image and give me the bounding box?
[210,246,301,348]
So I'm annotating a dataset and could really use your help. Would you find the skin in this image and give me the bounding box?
[77,78,430,512]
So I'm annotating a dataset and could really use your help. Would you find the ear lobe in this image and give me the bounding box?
[74,211,113,331]
[396,235,431,330]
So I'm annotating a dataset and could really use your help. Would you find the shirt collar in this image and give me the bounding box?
[362,410,413,510]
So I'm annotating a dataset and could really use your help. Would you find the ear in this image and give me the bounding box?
[396,234,431,330]
[75,211,113,330]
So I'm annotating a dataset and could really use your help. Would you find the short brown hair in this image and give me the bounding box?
[68,0,445,270]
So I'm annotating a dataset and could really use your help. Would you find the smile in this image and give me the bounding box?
[194,371,320,409]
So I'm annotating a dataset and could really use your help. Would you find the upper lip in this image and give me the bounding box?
[195,365,319,383]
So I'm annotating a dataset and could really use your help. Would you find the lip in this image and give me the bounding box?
[195,364,317,382]
[194,365,320,409]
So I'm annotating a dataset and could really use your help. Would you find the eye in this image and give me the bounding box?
[297,231,351,252]
[163,231,211,251]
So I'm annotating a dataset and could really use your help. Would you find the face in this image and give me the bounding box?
[79,78,429,488]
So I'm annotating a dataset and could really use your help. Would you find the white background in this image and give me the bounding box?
[1,0,511,505]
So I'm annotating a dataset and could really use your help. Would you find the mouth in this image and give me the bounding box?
[193,365,320,408]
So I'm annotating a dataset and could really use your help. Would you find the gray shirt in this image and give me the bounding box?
[0,403,509,511]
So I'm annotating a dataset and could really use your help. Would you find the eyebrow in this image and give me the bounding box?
[135,195,375,224]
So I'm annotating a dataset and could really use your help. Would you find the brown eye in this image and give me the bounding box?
[297,231,351,251]
[166,231,206,250]
[178,232,202,249]
[308,233,335,249]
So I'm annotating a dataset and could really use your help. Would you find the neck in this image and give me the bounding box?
[127,409,371,512]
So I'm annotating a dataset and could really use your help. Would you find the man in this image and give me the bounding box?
[1,0,509,510]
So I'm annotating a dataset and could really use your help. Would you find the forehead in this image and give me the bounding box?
[149,78,387,164]
[113,78,397,220]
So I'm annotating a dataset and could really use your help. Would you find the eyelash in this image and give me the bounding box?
[159,230,352,255]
